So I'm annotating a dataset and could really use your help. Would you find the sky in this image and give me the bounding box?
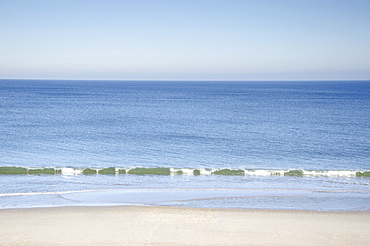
[1,0,370,81]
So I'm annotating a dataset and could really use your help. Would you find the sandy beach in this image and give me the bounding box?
[0,206,369,245]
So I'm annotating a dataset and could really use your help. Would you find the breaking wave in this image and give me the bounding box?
[0,166,369,177]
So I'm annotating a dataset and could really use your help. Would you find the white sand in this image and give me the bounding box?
[0,206,369,245]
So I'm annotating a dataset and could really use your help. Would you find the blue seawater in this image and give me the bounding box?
[0,80,369,210]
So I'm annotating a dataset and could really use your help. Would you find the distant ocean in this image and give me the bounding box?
[1,80,369,211]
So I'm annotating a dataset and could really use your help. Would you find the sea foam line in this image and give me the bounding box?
[0,189,115,197]
[2,187,369,198]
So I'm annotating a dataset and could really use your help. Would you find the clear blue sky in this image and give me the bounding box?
[1,0,370,80]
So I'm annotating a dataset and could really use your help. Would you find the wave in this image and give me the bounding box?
[0,166,369,177]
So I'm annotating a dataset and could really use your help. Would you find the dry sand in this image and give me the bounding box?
[0,206,369,245]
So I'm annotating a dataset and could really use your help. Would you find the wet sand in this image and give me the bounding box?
[0,206,369,245]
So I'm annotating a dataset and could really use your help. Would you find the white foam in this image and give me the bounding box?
[181,168,195,175]
[0,189,104,197]
[324,170,357,176]
[199,169,212,175]
[61,168,82,175]
[243,170,283,176]
[169,168,179,176]
[170,168,194,175]
[302,170,357,177]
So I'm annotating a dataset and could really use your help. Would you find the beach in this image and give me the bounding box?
[1,206,369,245]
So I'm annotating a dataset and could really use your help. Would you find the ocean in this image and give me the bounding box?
[1,79,369,211]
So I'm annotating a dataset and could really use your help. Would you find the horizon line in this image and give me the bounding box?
[1,78,369,82]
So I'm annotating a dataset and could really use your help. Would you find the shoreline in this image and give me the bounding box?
[1,205,369,245]
[2,204,370,213]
